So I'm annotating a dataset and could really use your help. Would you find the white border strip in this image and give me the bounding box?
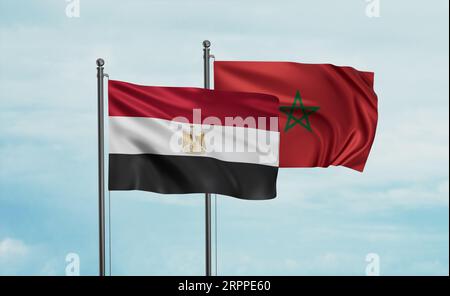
[109,116,279,166]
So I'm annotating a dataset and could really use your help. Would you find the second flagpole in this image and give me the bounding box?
[96,58,106,276]
[203,40,212,276]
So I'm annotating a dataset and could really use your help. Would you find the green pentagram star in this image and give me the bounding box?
[279,90,320,132]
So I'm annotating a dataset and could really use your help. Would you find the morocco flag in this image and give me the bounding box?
[108,80,280,199]
[214,61,378,172]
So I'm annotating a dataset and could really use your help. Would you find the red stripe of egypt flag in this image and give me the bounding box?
[214,61,378,172]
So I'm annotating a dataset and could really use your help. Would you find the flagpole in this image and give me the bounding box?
[96,58,106,276]
[203,40,212,276]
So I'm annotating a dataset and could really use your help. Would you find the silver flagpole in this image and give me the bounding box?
[203,40,212,276]
[96,58,106,276]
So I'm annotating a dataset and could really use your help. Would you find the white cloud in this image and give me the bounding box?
[0,237,30,275]
[0,237,64,275]
[0,237,28,260]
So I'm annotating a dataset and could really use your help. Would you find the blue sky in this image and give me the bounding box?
[0,0,448,275]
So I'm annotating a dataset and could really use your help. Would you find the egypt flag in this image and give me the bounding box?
[108,80,280,199]
[214,61,378,172]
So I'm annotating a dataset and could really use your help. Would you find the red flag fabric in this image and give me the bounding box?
[214,61,378,172]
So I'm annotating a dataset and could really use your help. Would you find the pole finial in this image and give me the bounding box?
[202,40,211,48]
[96,58,105,67]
